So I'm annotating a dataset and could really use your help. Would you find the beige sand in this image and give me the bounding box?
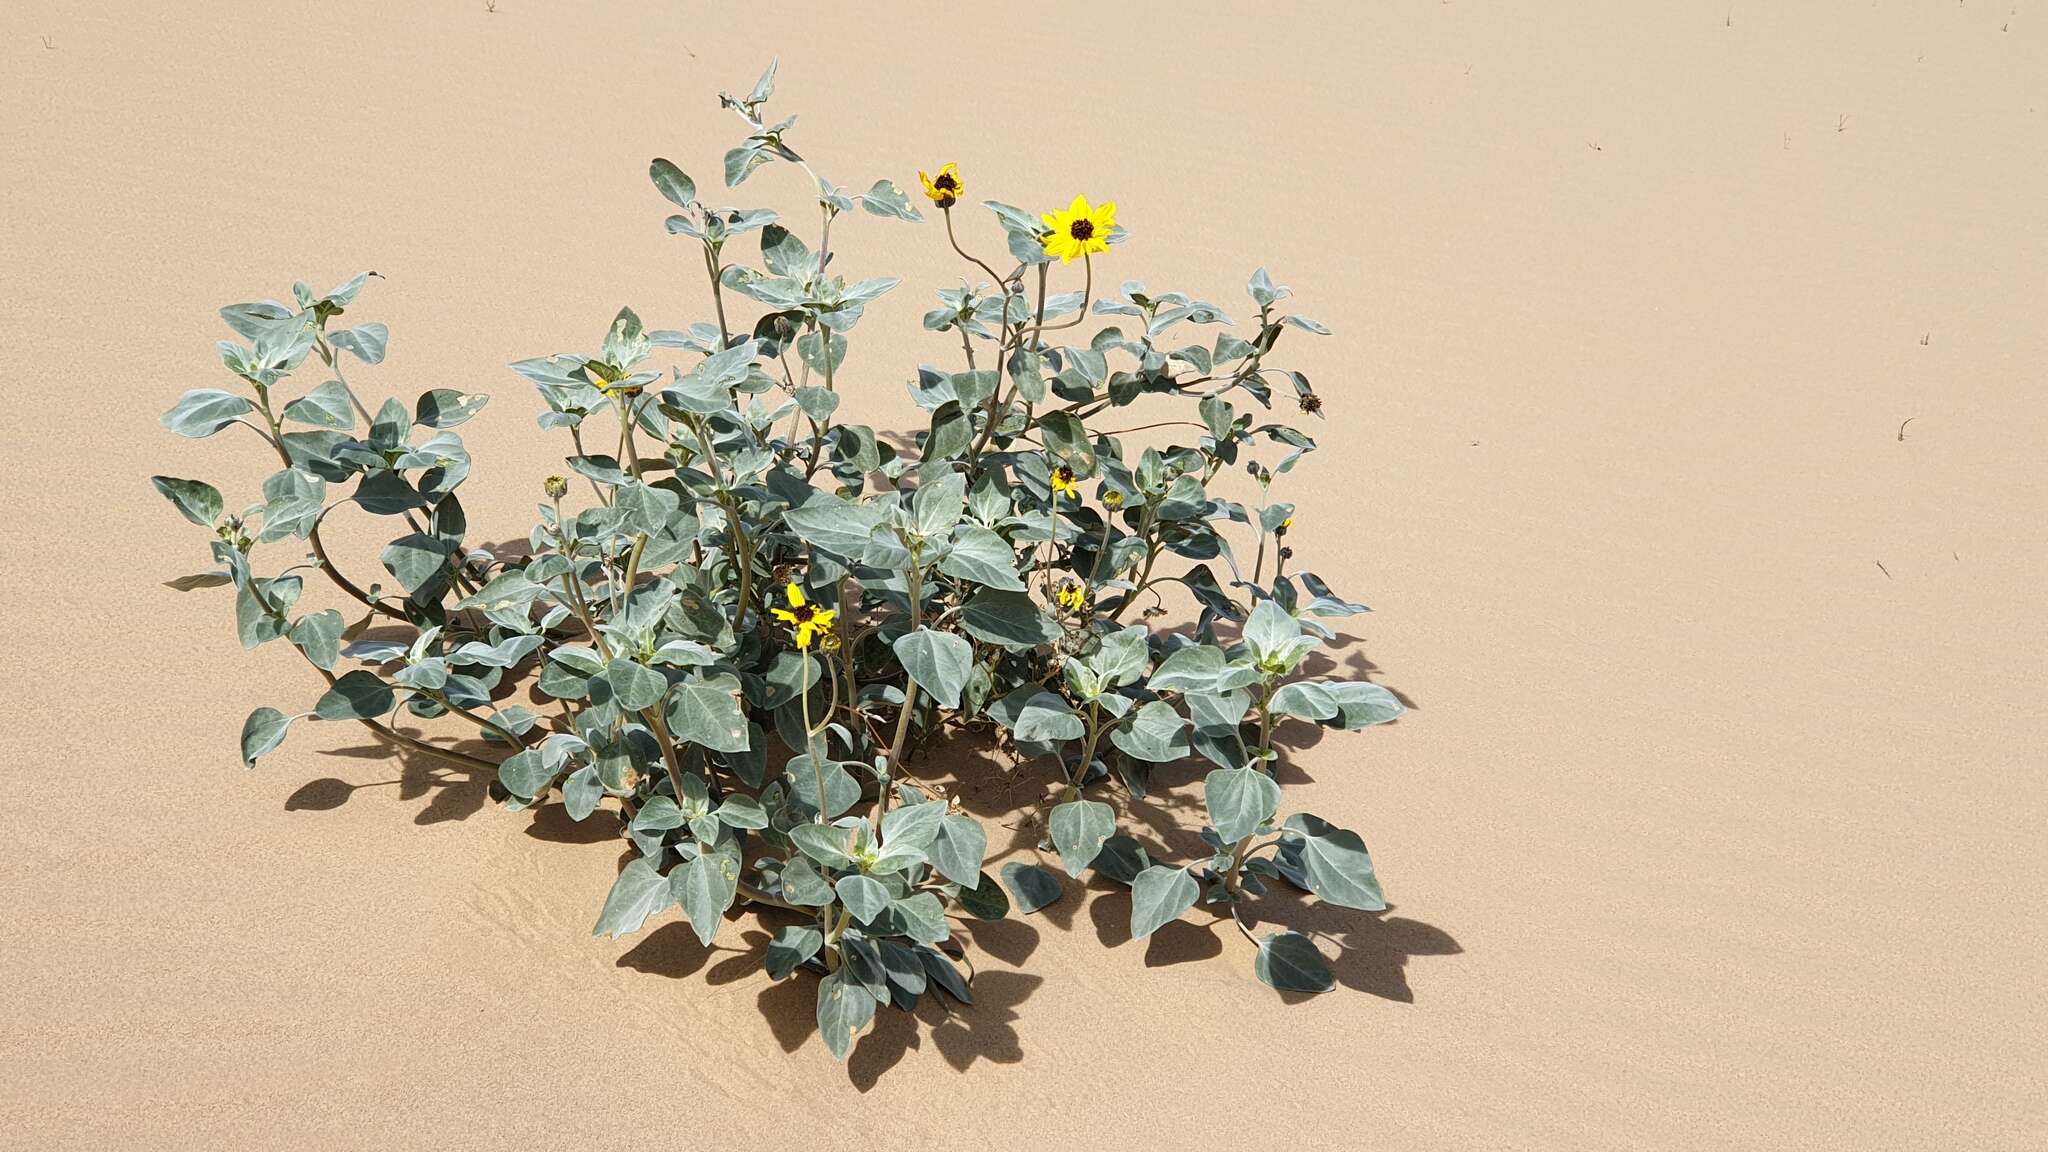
[3,2,2043,1148]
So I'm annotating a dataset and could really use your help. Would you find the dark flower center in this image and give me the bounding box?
[934,173,958,191]
[1055,467,1075,484]
[1068,218,1095,241]
[791,603,818,622]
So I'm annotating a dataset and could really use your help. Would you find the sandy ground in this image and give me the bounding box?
[2,1,2043,1148]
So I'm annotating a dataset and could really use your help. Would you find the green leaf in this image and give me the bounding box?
[329,323,388,364]
[1109,700,1190,763]
[1243,599,1302,663]
[779,858,836,906]
[282,380,355,430]
[1129,866,1199,939]
[288,609,344,671]
[1000,862,1063,914]
[928,814,988,888]
[1148,644,1229,693]
[1282,813,1386,910]
[1326,680,1405,729]
[1048,799,1115,878]
[380,533,452,595]
[860,178,924,221]
[988,687,1084,743]
[665,674,750,753]
[879,799,946,852]
[790,823,855,870]
[415,389,489,429]
[1256,930,1335,993]
[1269,680,1338,721]
[959,589,1061,650]
[1090,834,1149,884]
[765,924,823,979]
[151,476,223,526]
[603,659,668,712]
[649,157,697,207]
[817,969,875,1061]
[892,628,972,710]
[782,495,880,558]
[835,874,890,924]
[257,468,325,541]
[630,794,684,833]
[497,747,558,799]
[239,707,294,767]
[892,892,949,943]
[592,857,673,939]
[314,670,394,721]
[911,470,967,536]
[673,848,739,947]
[161,389,253,438]
[713,793,768,829]
[957,870,1010,920]
[562,765,603,821]
[1037,410,1095,474]
[1205,767,1280,842]
[939,524,1026,591]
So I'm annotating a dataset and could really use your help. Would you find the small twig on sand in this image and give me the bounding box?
[1875,560,1893,580]
[1897,417,1915,442]
[1836,114,1850,133]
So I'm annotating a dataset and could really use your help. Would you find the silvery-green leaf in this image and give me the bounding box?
[939,524,1025,591]
[498,747,556,799]
[879,799,946,852]
[1205,767,1280,842]
[985,687,1082,743]
[1325,680,1404,729]
[353,471,426,516]
[816,969,875,1061]
[1109,700,1190,763]
[790,823,855,870]
[1090,834,1149,884]
[161,389,253,438]
[630,796,684,837]
[999,862,1063,914]
[603,659,668,712]
[664,673,749,752]
[592,857,672,939]
[1149,644,1228,693]
[786,756,860,820]
[1268,675,1337,719]
[1282,813,1386,910]
[1129,865,1199,939]
[911,470,967,537]
[793,383,839,422]
[1243,599,1302,665]
[860,178,923,221]
[313,670,394,721]
[1088,626,1150,687]
[414,389,489,429]
[891,628,972,710]
[459,569,545,612]
[673,848,739,947]
[330,323,388,364]
[1255,931,1334,993]
[765,925,823,979]
[713,793,768,830]
[928,814,987,887]
[835,874,890,924]
[779,857,836,906]
[649,157,696,207]
[282,380,355,430]
[151,476,223,526]
[959,589,1061,650]
[782,495,879,558]
[891,892,949,944]
[1048,799,1115,878]
[562,765,603,821]
[288,610,344,671]
[380,533,451,595]
[239,707,294,768]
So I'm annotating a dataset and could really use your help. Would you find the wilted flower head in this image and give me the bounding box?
[919,163,964,209]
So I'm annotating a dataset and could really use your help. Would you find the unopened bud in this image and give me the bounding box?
[543,475,569,500]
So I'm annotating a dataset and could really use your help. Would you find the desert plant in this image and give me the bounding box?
[151,61,1404,1059]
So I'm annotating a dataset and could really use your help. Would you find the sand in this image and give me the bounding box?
[2,1,2043,1148]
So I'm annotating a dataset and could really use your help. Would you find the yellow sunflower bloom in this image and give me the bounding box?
[1048,464,1081,499]
[770,581,838,649]
[919,163,964,208]
[1055,580,1090,615]
[1040,194,1115,264]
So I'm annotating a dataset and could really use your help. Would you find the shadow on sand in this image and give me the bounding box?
[283,614,1456,1086]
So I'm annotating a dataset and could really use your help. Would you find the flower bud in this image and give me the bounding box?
[543,475,569,500]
